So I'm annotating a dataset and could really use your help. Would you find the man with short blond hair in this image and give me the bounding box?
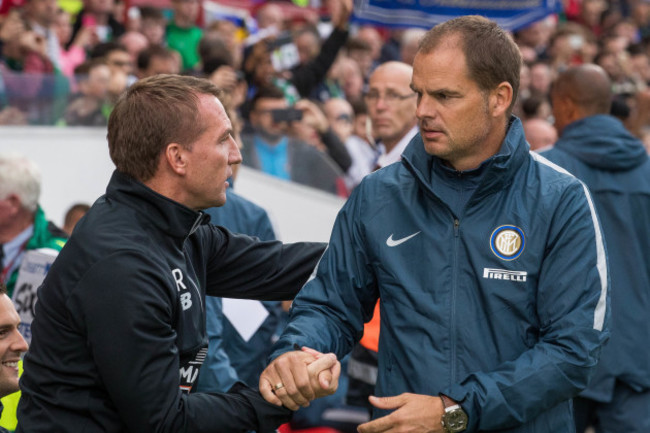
[262,16,609,433]
[17,74,338,433]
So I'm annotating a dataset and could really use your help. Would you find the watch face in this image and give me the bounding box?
[443,409,468,432]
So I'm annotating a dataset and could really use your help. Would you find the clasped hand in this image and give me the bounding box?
[259,347,341,410]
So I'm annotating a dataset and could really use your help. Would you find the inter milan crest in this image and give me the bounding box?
[490,225,525,260]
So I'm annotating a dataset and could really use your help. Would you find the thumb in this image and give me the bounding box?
[368,394,405,410]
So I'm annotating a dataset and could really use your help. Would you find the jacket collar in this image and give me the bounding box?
[401,116,529,202]
[105,170,209,241]
[555,114,648,171]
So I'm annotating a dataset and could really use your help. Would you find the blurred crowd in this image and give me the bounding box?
[2,0,650,193]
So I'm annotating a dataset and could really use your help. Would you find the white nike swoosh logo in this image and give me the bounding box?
[386,231,421,247]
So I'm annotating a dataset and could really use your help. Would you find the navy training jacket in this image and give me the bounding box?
[272,117,610,432]
[541,114,650,401]
[17,171,325,433]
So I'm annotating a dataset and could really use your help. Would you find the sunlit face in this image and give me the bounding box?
[365,63,417,149]
[411,42,502,170]
[0,294,28,398]
[182,95,241,210]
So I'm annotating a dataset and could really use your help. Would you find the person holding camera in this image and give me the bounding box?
[242,85,348,196]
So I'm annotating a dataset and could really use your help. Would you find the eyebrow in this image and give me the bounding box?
[220,128,233,141]
[410,83,462,97]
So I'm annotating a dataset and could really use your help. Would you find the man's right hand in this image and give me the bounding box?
[260,348,340,410]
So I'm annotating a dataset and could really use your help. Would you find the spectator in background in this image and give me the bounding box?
[0,10,54,74]
[520,93,552,120]
[523,117,557,151]
[323,97,374,189]
[344,37,374,82]
[0,152,65,432]
[293,26,320,66]
[204,19,243,69]
[290,97,352,175]
[399,28,425,65]
[242,85,346,195]
[364,61,417,169]
[118,30,148,65]
[53,8,94,79]
[198,32,247,111]
[64,59,111,126]
[0,152,66,299]
[166,0,202,72]
[514,17,555,60]
[22,0,60,70]
[378,28,402,63]
[542,65,650,433]
[0,283,29,432]
[356,25,382,71]
[136,44,179,78]
[91,42,134,85]
[69,0,125,48]
[62,202,90,235]
[242,0,351,106]
[350,97,372,145]
[254,2,285,32]
[329,56,364,101]
[139,5,166,47]
[529,60,553,95]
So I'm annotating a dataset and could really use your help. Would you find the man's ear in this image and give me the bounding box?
[163,142,188,175]
[489,82,514,118]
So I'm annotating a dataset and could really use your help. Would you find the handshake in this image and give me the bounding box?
[259,347,341,410]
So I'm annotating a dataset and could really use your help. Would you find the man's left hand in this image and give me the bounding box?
[357,393,445,433]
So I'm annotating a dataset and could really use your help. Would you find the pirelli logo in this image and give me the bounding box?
[483,268,527,282]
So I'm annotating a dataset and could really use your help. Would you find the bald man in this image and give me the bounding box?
[364,61,418,168]
[523,118,557,151]
[541,65,650,433]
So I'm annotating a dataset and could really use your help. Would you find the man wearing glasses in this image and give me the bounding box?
[364,61,418,170]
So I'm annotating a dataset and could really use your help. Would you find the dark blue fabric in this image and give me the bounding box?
[272,117,610,432]
[541,115,650,403]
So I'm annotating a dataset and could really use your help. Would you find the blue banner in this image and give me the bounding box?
[352,0,561,31]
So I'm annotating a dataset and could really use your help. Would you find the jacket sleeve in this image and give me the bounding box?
[202,227,326,301]
[443,181,610,431]
[289,27,349,98]
[270,187,378,360]
[77,251,292,433]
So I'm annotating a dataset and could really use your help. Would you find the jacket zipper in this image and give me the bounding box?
[451,217,460,385]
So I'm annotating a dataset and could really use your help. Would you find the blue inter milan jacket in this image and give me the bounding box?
[541,114,650,402]
[271,117,610,432]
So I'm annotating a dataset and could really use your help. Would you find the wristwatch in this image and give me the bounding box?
[440,394,468,433]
